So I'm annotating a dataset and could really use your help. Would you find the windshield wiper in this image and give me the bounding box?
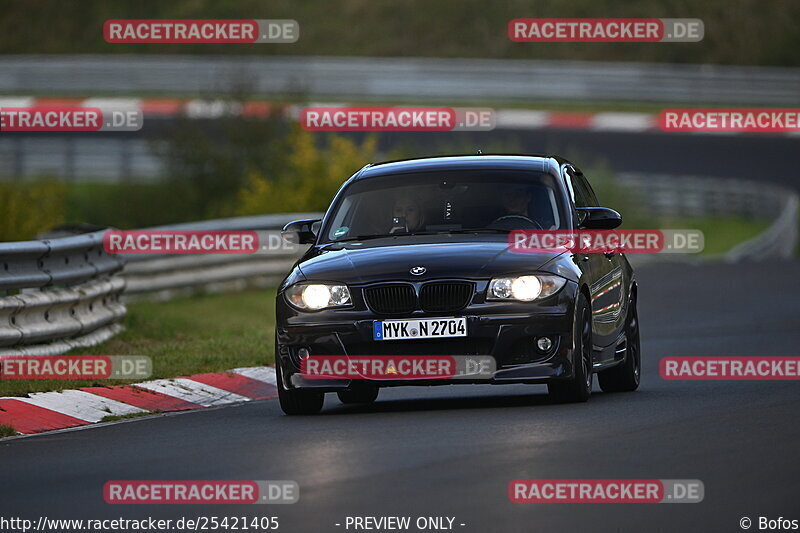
[443,228,511,234]
[333,234,394,242]
[333,229,510,242]
[408,229,511,235]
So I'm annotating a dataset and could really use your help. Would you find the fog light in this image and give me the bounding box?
[536,337,553,352]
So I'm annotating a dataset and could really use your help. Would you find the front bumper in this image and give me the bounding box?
[276,281,579,391]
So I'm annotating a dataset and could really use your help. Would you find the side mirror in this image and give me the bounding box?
[576,207,622,230]
[282,219,321,245]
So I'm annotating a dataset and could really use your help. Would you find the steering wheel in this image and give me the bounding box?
[488,214,543,230]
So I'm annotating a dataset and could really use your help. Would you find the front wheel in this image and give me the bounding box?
[548,292,592,403]
[276,361,324,415]
[598,294,641,393]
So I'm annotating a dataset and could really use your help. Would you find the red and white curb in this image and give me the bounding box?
[3,96,797,135]
[0,96,658,132]
[0,366,277,436]
[494,109,658,132]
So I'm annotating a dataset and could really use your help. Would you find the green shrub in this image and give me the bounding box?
[236,127,379,215]
[158,109,294,220]
[0,180,67,241]
[65,182,196,229]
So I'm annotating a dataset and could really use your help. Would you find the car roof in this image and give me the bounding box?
[356,154,567,179]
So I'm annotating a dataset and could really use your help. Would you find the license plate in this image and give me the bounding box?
[373,317,467,341]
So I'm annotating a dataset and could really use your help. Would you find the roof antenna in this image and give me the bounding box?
[476,149,482,155]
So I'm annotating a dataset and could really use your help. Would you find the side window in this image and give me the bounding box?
[564,166,590,208]
[574,173,599,207]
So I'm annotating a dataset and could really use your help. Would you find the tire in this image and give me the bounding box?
[548,292,592,403]
[337,384,379,404]
[598,294,641,393]
[276,357,324,415]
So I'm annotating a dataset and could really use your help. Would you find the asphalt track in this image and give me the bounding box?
[2,258,799,532]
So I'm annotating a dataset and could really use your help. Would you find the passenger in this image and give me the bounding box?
[389,195,425,233]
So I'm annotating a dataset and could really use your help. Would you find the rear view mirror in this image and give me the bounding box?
[576,207,622,230]
[282,219,321,245]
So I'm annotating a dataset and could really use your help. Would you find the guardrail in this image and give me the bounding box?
[1,174,796,355]
[2,55,799,105]
[616,173,799,264]
[122,213,320,301]
[0,215,316,355]
[0,231,125,355]
[615,173,793,220]
[726,194,799,261]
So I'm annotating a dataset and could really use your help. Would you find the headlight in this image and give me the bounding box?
[285,283,352,311]
[488,275,566,302]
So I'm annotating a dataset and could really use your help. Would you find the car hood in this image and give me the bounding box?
[296,239,563,284]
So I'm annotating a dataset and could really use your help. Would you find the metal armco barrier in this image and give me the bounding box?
[0,230,126,355]
[0,214,317,354]
[726,194,799,261]
[1,230,123,291]
[0,173,796,356]
[1,55,799,104]
[121,213,320,301]
[617,173,799,265]
[0,278,126,350]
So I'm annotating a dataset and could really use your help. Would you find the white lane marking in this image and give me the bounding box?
[135,378,251,407]
[82,97,142,110]
[13,390,145,423]
[495,109,550,129]
[184,99,240,119]
[230,366,277,386]
[0,96,35,109]
[591,112,656,131]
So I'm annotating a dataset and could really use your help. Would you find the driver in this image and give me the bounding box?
[489,185,539,229]
[389,195,425,233]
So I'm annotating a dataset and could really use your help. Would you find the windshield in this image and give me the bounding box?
[321,169,566,243]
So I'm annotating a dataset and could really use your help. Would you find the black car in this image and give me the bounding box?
[275,155,640,414]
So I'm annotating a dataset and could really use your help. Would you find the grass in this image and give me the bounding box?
[659,217,771,256]
[0,288,276,398]
[0,425,18,438]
